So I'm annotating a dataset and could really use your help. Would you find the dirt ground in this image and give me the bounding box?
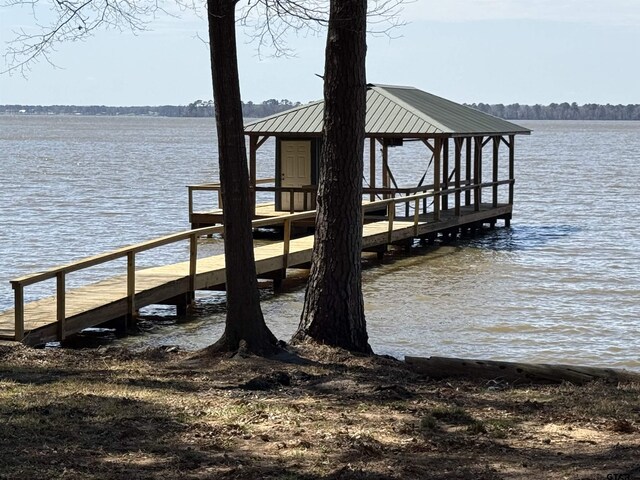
[0,343,638,480]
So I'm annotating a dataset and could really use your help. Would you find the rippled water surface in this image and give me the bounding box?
[1,116,639,368]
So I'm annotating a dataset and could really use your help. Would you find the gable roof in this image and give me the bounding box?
[244,84,531,137]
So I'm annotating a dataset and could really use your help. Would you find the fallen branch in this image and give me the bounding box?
[405,356,640,385]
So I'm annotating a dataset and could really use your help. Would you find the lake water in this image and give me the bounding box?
[1,116,639,368]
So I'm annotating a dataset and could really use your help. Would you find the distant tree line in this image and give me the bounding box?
[0,99,302,118]
[464,102,640,121]
[2,100,640,120]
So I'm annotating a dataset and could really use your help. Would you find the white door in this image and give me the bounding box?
[280,141,313,211]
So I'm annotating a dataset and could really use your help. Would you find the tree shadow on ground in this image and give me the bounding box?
[1,345,639,480]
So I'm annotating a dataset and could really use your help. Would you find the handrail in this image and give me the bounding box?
[188,178,275,190]
[15,179,513,287]
[10,178,513,342]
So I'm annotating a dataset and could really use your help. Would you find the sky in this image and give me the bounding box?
[1,0,639,106]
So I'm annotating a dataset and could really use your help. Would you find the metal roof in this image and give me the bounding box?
[244,84,531,137]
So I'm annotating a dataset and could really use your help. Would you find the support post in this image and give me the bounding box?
[14,284,24,341]
[442,138,449,210]
[127,252,136,328]
[387,201,395,244]
[413,198,420,236]
[283,218,291,269]
[189,234,198,293]
[249,136,258,218]
[493,136,500,208]
[369,137,376,202]
[382,141,389,199]
[455,138,462,216]
[465,137,472,206]
[508,135,515,206]
[474,137,482,211]
[56,272,66,341]
[433,138,442,221]
[188,186,194,226]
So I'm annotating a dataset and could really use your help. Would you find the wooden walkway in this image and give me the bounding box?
[0,195,511,346]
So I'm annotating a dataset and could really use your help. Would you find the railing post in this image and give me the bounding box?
[189,234,198,293]
[14,284,24,341]
[56,272,66,341]
[413,198,420,236]
[283,218,291,269]
[127,252,136,327]
[387,201,395,244]
[188,186,194,221]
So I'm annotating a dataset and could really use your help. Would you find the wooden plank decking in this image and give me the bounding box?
[0,202,510,346]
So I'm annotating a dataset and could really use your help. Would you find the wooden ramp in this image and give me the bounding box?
[0,197,511,346]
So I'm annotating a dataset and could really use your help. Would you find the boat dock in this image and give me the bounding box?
[1,84,531,346]
[0,191,510,346]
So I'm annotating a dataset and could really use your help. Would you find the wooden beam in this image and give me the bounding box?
[465,137,472,206]
[127,252,136,327]
[14,285,24,341]
[422,138,435,153]
[283,218,291,269]
[369,137,376,202]
[474,137,482,211]
[249,135,258,217]
[492,136,499,208]
[56,272,66,341]
[189,234,198,293]
[442,138,449,211]
[433,138,441,222]
[256,135,270,149]
[382,143,389,198]
[454,138,462,216]
[509,134,515,206]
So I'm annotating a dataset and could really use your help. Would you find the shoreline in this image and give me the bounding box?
[1,343,639,479]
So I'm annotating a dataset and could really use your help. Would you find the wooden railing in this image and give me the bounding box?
[10,178,513,342]
[187,178,276,217]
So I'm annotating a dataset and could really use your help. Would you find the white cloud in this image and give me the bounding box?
[401,0,640,26]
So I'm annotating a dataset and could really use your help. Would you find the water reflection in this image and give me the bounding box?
[469,224,581,251]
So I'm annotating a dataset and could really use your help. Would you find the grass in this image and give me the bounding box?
[0,343,639,480]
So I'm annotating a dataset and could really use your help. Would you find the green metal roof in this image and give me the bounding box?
[244,84,531,137]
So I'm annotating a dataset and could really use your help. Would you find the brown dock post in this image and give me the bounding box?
[56,272,66,341]
[465,137,472,206]
[176,292,195,316]
[369,138,376,202]
[14,284,24,341]
[492,136,499,208]
[442,138,449,210]
[508,135,515,206]
[454,138,462,216]
[433,138,442,221]
[126,251,136,328]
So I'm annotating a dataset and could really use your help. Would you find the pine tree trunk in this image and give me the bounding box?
[293,0,371,353]
[205,0,278,355]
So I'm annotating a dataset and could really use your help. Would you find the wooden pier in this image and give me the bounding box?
[0,190,511,346]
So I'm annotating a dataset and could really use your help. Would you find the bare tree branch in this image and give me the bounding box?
[238,0,408,58]
[2,0,407,74]
[1,0,194,74]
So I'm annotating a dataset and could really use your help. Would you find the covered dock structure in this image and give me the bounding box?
[189,84,531,230]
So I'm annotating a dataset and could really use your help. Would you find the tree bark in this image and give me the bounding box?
[205,0,278,355]
[293,0,371,353]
